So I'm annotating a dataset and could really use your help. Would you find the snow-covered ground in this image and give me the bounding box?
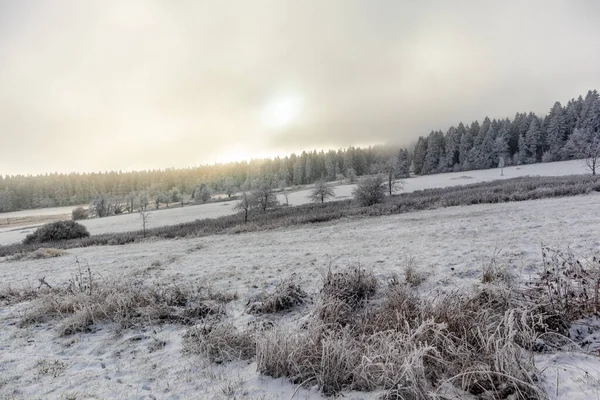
[1,193,600,399]
[0,159,591,247]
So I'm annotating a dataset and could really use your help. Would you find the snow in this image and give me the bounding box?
[0,159,591,247]
[2,192,600,398]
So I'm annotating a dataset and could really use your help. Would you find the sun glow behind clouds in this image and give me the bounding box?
[260,93,304,129]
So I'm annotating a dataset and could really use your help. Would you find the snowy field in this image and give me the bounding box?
[1,193,600,399]
[0,159,591,247]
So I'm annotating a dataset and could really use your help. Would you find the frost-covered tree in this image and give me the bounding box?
[0,189,14,212]
[233,191,254,223]
[353,174,386,206]
[324,151,338,180]
[459,127,473,169]
[494,124,511,166]
[308,180,335,203]
[545,102,569,161]
[576,90,600,132]
[137,191,149,211]
[444,125,461,168]
[195,184,211,202]
[422,131,444,174]
[251,184,279,213]
[396,149,410,178]
[518,118,543,164]
[412,137,428,175]
[292,158,304,185]
[169,187,181,204]
[90,193,108,217]
[224,178,238,198]
[379,156,403,195]
[565,128,600,175]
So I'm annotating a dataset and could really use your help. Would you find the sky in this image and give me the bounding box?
[1,0,599,176]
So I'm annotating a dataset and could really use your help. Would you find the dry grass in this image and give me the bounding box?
[317,266,377,327]
[532,245,600,321]
[20,277,226,336]
[0,285,40,305]
[254,270,550,398]
[183,322,256,363]
[9,247,68,261]
[247,275,307,314]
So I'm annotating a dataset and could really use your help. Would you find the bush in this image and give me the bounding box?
[71,207,89,220]
[353,174,386,206]
[23,220,90,245]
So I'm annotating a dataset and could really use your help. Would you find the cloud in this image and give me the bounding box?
[1,0,599,174]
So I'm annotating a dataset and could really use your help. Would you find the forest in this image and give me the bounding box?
[0,89,598,214]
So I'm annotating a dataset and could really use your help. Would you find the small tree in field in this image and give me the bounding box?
[353,175,386,206]
[139,210,151,238]
[252,184,279,213]
[233,192,254,223]
[308,180,335,204]
[282,191,290,206]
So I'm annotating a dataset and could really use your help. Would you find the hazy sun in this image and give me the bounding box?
[261,94,303,129]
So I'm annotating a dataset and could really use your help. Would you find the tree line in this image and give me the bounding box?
[0,146,409,214]
[0,89,598,214]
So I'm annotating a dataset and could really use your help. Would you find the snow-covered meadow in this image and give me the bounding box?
[2,191,600,399]
[0,159,591,247]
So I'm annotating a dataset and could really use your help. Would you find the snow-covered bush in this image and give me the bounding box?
[352,174,386,206]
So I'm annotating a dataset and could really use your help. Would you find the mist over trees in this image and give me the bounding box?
[0,145,405,214]
[0,89,599,213]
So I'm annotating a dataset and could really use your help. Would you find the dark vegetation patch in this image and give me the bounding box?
[23,220,90,245]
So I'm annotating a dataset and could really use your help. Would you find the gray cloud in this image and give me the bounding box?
[1,0,599,174]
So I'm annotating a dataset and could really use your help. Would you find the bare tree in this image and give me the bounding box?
[282,191,290,206]
[233,192,253,223]
[353,175,387,206]
[382,156,402,196]
[308,180,335,204]
[252,184,279,213]
[566,128,600,175]
[139,210,151,238]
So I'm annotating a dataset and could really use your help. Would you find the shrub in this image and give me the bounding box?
[352,174,386,206]
[23,220,90,245]
[247,276,307,314]
[71,207,89,220]
[183,322,256,363]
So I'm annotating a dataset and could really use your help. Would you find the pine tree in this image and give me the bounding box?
[293,157,304,185]
[412,136,427,174]
[545,102,568,161]
[522,118,543,163]
[422,131,444,174]
[396,149,410,178]
[0,189,13,212]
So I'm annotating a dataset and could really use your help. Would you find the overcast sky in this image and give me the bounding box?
[1,0,599,175]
